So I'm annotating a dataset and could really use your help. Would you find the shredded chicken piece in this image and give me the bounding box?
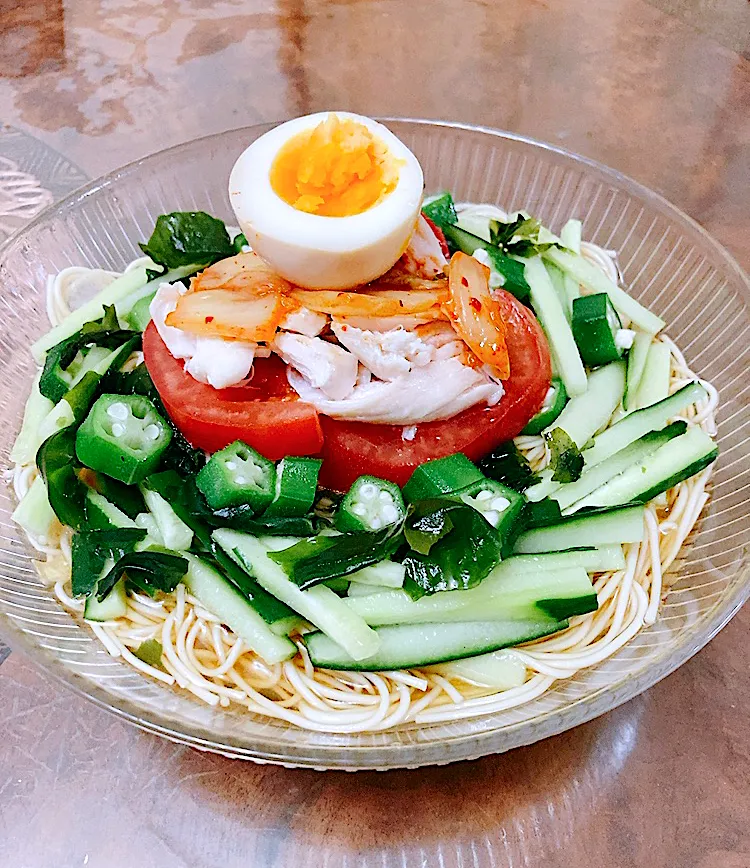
[288,356,503,425]
[331,321,435,381]
[273,332,358,400]
[151,282,256,389]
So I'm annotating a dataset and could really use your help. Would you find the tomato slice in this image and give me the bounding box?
[142,323,324,458]
[317,291,551,489]
[143,290,550,489]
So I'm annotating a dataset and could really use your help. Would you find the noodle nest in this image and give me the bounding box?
[11,212,719,733]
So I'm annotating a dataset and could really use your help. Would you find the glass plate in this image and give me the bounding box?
[1,121,748,770]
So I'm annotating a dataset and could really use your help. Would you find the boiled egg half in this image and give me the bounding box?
[229,112,424,289]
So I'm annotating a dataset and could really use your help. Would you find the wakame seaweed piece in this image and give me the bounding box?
[477,442,537,492]
[211,505,316,537]
[401,500,503,596]
[139,212,234,270]
[71,527,147,597]
[98,550,188,601]
[37,428,89,530]
[269,523,405,590]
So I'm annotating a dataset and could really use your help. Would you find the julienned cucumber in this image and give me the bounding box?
[182,554,296,664]
[347,560,405,588]
[525,257,587,397]
[11,475,59,540]
[543,247,665,335]
[631,340,671,410]
[579,381,706,469]
[427,649,527,689]
[624,331,652,411]
[572,426,717,510]
[304,618,567,671]
[554,422,687,513]
[513,505,645,554]
[11,372,55,464]
[344,566,597,625]
[212,529,380,661]
[526,380,707,503]
[85,490,138,530]
[547,361,626,446]
[84,577,127,621]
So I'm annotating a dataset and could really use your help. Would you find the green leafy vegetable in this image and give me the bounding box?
[139,212,234,270]
[547,428,584,483]
[133,638,165,669]
[39,306,138,403]
[37,428,89,529]
[403,499,456,555]
[212,505,315,537]
[269,524,404,590]
[98,550,187,601]
[477,443,537,492]
[401,500,502,597]
[489,214,560,258]
[71,528,146,596]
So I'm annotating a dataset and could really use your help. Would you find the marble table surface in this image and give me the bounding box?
[0,1,748,866]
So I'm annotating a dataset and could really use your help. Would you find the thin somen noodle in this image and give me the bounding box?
[10,214,718,733]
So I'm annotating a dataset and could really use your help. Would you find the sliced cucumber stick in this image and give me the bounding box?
[544,248,665,335]
[12,475,59,540]
[547,361,626,447]
[573,426,717,509]
[525,256,587,397]
[182,554,296,664]
[632,341,672,410]
[213,529,380,661]
[84,577,127,621]
[10,372,55,464]
[305,618,567,671]
[624,331,652,410]
[514,505,645,553]
[428,649,527,689]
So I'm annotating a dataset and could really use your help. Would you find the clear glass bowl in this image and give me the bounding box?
[1,121,748,770]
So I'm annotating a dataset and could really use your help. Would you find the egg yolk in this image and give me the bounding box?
[270,115,401,217]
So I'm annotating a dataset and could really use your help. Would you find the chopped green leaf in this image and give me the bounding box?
[401,499,502,596]
[403,500,456,555]
[98,550,187,601]
[489,214,560,258]
[39,305,138,403]
[477,443,536,492]
[139,212,234,270]
[269,524,404,590]
[212,505,315,537]
[37,428,89,529]
[71,528,147,596]
[133,638,165,669]
[547,427,584,483]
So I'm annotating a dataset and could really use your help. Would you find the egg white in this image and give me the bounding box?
[229,111,424,289]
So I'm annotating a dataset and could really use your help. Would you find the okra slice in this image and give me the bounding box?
[196,440,276,511]
[263,456,322,517]
[75,394,173,485]
[457,478,526,556]
[402,453,485,503]
[336,475,406,533]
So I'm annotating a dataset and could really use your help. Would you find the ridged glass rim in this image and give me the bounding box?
[1,119,748,770]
